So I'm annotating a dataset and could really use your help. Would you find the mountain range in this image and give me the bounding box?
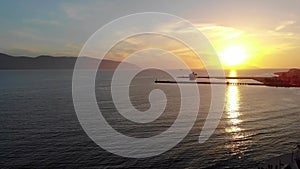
[0,53,138,70]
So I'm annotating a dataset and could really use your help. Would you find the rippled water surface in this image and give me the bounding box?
[0,70,299,168]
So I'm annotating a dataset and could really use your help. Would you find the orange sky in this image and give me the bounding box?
[1,1,300,69]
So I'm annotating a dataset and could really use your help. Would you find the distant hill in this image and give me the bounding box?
[0,53,138,70]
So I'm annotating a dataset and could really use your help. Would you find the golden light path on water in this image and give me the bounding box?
[225,70,241,134]
[224,70,246,157]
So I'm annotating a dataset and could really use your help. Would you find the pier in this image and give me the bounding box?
[154,80,265,86]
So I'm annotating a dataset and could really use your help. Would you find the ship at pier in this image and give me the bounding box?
[156,69,300,88]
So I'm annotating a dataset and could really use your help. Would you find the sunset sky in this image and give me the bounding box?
[0,0,300,68]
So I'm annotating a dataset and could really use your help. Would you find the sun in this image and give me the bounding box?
[219,46,247,67]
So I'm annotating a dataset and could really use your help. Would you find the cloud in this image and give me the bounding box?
[62,4,88,21]
[8,30,45,41]
[196,24,244,41]
[275,20,295,31]
[52,43,82,56]
[61,1,115,21]
[0,47,42,56]
[23,19,60,26]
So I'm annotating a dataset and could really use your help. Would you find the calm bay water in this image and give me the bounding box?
[0,69,299,168]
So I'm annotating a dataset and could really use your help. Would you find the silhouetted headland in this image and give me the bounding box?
[0,53,138,70]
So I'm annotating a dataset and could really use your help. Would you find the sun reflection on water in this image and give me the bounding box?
[226,70,242,132]
[225,70,247,156]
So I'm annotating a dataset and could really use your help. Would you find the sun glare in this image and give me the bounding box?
[220,46,247,67]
